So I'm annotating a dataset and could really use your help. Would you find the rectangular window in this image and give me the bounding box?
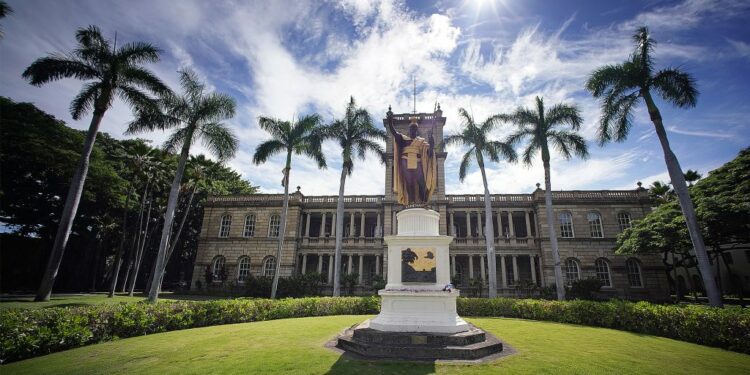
[617,212,632,231]
[559,213,574,238]
[243,215,255,237]
[218,215,231,238]
[587,212,603,238]
[268,215,281,237]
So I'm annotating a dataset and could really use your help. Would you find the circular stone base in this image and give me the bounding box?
[335,319,504,361]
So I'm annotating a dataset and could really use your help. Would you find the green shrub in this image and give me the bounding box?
[566,278,604,300]
[1,297,747,364]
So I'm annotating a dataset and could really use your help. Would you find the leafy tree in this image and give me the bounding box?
[502,96,588,300]
[445,108,517,298]
[616,148,750,302]
[586,26,722,307]
[253,114,326,298]
[128,69,238,303]
[22,25,168,301]
[320,97,386,296]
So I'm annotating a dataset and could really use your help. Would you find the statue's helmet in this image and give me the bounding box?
[408,117,419,130]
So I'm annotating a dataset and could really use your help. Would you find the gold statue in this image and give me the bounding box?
[387,113,437,205]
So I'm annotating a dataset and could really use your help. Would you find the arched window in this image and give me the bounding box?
[617,212,632,231]
[564,258,580,285]
[243,215,256,237]
[587,212,604,238]
[268,215,281,237]
[559,212,574,238]
[211,255,226,281]
[595,258,612,287]
[237,256,251,282]
[218,215,232,238]
[626,258,642,287]
[263,256,277,277]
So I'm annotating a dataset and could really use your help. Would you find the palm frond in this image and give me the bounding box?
[632,26,655,76]
[505,127,534,147]
[252,139,286,165]
[444,134,469,147]
[506,107,538,127]
[549,130,589,160]
[258,116,290,143]
[652,67,698,108]
[119,66,170,96]
[118,85,159,116]
[69,82,102,120]
[199,122,238,161]
[545,103,583,130]
[163,127,191,153]
[586,64,628,98]
[521,138,539,165]
[485,140,517,163]
[22,54,99,86]
[75,25,108,52]
[116,41,161,65]
[196,92,236,124]
[458,148,475,182]
[598,91,639,145]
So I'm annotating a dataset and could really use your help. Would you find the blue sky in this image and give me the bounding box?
[1,0,748,195]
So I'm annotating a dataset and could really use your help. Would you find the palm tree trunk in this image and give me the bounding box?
[120,253,134,292]
[35,107,107,301]
[108,183,134,298]
[477,158,497,298]
[128,197,153,295]
[147,128,193,303]
[333,167,347,297]
[543,157,565,300]
[156,185,197,293]
[270,151,292,299]
[643,92,722,307]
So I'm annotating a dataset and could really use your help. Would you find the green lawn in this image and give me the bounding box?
[0,293,217,310]
[4,315,749,374]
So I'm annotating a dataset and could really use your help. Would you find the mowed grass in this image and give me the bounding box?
[5,316,749,374]
[0,293,216,309]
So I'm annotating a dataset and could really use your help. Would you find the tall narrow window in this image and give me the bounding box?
[268,215,281,237]
[237,256,251,282]
[559,212,574,238]
[564,258,580,285]
[219,215,232,238]
[595,258,611,287]
[587,212,604,238]
[243,215,256,237]
[626,258,642,287]
[617,212,632,231]
[263,256,276,277]
[211,255,226,281]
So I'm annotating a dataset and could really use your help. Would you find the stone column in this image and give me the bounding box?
[500,256,507,288]
[317,254,323,274]
[358,254,364,284]
[479,255,486,283]
[348,254,353,274]
[327,254,334,284]
[375,255,381,275]
[349,212,355,237]
[497,210,503,238]
[451,255,456,277]
[512,255,519,282]
[525,211,532,238]
[305,213,311,237]
[450,212,456,236]
[376,212,381,237]
[331,213,336,237]
[360,211,366,237]
[320,212,327,237]
[477,210,483,237]
[468,255,474,279]
[530,255,537,285]
[465,212,471,237]
[507,211,515,238]
[301,253,308,274]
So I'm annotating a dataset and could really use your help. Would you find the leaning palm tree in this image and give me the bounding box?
[22,25,168,301]
[320,97,386,296]
[253,114,326,299]
[128,68,238,303]
[586,26,722,307]
[503,96,588,300]
[445,108,517,298]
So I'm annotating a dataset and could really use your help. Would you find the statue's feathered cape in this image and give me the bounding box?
[392,135,437,205]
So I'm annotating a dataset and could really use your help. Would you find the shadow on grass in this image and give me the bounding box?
[325,355,436,375]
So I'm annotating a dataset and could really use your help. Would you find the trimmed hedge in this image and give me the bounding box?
[1,297,748,364]
[457,298,750,354]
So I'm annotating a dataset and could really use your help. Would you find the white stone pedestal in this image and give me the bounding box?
[369,208,469,333]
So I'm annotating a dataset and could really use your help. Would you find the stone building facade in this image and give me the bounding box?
[192,108,670,301]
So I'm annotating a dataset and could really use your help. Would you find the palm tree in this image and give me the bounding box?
[648,180,673,204]
[684,169,702,186]
[253,114,326,299]
[503,96,588,300]
[445,108,517,298]
[0,0,13,39]
[22,25,168,301]
[320,97,386,296]
[128,68,238,303]
[586,26,722,307]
